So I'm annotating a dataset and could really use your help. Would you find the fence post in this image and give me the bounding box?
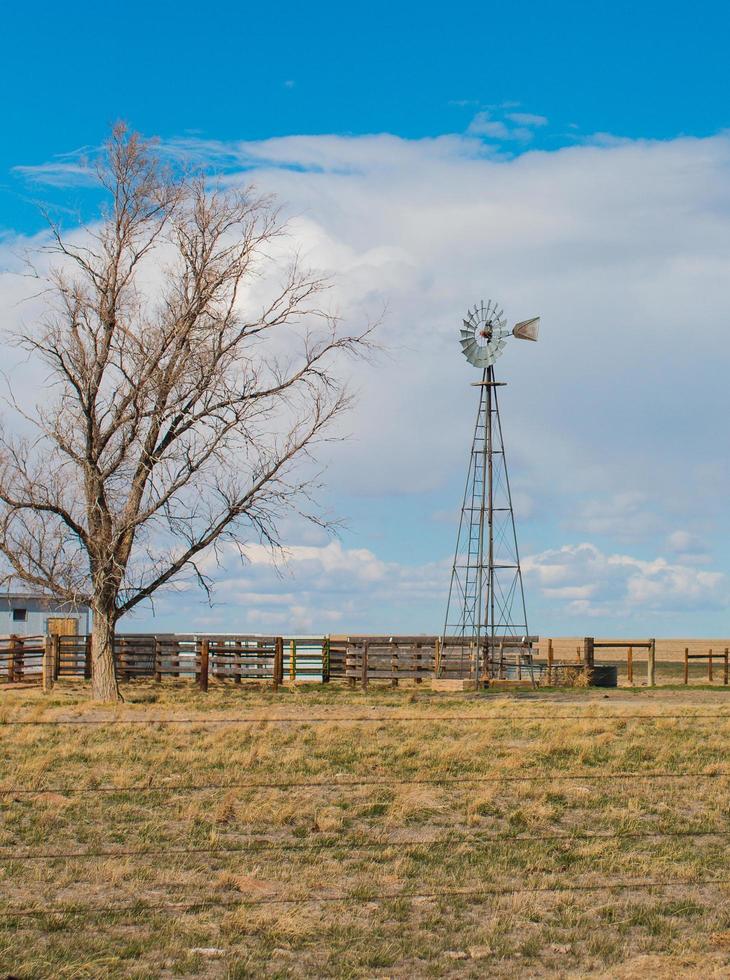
[8,634,18,683]
[322,637,330,683]
[233,641,242,684]
[199,638,209,692]
[154,638,162,684]
[118,637,128,683]
[434,637,441,677]
[51,635,60,681]
[273,637,284,691]
[547,639,553,685]
[84,635,92,680]
[724,648,729,686]
[684,647,689,685]
[42,635,54,693]
[583,637,594,685]
[361,641,369,690]
[627,646,633,686]
[647,638,656,687]
[708,648,713,683]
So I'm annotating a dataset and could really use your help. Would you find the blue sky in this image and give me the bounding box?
[2,1,730,636]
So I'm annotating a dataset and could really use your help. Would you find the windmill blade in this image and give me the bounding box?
[463,341,479,361]
[512,317,540,342]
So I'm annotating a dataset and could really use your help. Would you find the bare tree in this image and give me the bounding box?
[0,124,370,701]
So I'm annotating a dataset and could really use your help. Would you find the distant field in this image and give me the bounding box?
[1,681,730,978]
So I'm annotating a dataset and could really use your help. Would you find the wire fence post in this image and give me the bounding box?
[583,637,594,685]
[647,638,656,687]
[684,647,689,685]
[724,648,729,686]
[547,638,553,685]
[708,648,713,684]
[627,646,633,686]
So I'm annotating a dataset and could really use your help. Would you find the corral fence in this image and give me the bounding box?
[2,633,441,691]
[3,633,729,691]
[345,637,434,688]
[0,635,45,683]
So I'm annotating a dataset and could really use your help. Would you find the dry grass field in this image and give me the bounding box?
[1,681,730,978]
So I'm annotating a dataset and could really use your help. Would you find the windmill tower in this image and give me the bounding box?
[440,300,539,682]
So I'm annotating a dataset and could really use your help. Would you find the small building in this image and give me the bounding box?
[0,593,90,637]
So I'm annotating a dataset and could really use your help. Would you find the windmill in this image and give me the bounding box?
[440,300,539,683]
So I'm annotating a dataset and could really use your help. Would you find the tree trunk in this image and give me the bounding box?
[91,605,120,702]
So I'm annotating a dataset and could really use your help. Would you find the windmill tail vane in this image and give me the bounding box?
[440,299,540,685]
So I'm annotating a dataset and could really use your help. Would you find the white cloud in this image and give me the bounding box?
[569,492,661,541]
[524,543,729,616]
[665,530,707,556]
[13,160,96,187]
[178,540,448,634]
[506,112,548,127]
[467,111,533,142]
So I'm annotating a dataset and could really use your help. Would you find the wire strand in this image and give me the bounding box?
[3,769,729,796]
[2,712,730,726]
[5,877,730,919]
[2,827,729,863]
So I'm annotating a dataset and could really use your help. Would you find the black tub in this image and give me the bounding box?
[591,664,618,687]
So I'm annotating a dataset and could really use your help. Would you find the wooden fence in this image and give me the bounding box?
[537,637,657,686]
[683,647,729,685]
[5,632,729,691]
[344,637,434,688]
[0,635,45,682]
[1,633,443,690]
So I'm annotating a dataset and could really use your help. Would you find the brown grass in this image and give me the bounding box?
[0,680,729,977]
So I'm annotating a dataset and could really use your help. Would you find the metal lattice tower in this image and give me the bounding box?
[440,300,539,680]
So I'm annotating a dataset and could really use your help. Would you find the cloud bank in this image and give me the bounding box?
[4,127,730,635]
